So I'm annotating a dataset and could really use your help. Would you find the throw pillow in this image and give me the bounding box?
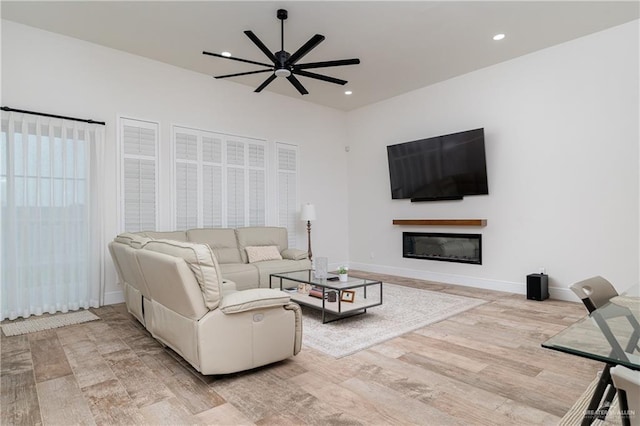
[281,248,308,260]
[245,245,283,263]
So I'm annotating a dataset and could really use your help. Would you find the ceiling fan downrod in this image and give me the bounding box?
[277,9,287,53]
[274,9,291,77]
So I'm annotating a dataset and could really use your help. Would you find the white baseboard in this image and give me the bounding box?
[103,290,125,305]
[548,286,577,302]
[349,261,578,302]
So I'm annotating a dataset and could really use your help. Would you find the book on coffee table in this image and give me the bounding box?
[308,286,326,299]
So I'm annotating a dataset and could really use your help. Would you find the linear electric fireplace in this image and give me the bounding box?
[403,232,482,265]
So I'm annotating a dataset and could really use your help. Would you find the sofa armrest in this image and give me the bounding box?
[281,248,308,260]
[221,280,237,296]
[283,302,303,355]
[220,288,291,314]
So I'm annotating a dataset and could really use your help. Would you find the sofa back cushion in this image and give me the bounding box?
[186,228,242,264]
[109,241,153,299]
[235,227,288,263]
[143,239,223,310]
[138,231,188,242]
[135,249,208,321]
[114,232,152,249]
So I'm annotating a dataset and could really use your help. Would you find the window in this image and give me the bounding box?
[276,143,299,248]
[119,118,158,232]
[173,126,266,229]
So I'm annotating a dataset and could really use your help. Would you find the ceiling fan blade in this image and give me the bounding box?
[294,70,347,86]
[286,74,309,95]
[215,69,273,79]
[255,74,277,93]
[244,31,278,64]
[295,58,360,70]
[287,34,325,65]
[203,51,273,68]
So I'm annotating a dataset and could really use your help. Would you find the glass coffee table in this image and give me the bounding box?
[270,270,383,324]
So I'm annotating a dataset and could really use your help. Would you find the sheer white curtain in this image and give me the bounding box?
[1,111,105,320]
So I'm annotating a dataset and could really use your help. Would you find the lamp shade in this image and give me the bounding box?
[300,203,317,221]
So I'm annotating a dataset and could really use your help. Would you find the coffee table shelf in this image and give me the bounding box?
[270,270,383,323]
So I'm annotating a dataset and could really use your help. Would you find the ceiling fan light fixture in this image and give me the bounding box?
[274,68,291,78]
[204,9,360,95]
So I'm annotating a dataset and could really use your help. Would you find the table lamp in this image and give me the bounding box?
[300,203,316,261]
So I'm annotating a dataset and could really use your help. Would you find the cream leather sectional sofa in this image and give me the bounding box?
[108,227,308,375]
[137,227,311,290]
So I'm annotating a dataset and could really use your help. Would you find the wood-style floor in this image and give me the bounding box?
[1,271,600,425]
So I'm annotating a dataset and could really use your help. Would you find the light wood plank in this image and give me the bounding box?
[102,348,174,408]
[1,271,603,425]
[196,402,256,425]
[289,370,404,425]
[138,397,201,425]
[81,378,148,424]
[62,337,117,389]
[0,334,33,376]
[1,370,42,426]
[28,330,73,383]
[36,375,95,425]
[342,376,465,425]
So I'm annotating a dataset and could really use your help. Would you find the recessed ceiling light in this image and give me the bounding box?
[344,90,353,95]
[493,34,505,41]
[221,51,232,57]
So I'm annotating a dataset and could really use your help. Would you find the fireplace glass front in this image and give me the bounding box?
[403,232,482,265]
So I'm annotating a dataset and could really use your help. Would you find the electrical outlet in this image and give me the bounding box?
[540,267,546,274]
[370,252,375,259]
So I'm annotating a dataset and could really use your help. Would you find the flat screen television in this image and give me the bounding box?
[387,128,488,201]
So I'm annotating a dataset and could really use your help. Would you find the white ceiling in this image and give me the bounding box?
[2,1,638,111]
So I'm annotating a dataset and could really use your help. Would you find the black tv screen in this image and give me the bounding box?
[387,128,488,201]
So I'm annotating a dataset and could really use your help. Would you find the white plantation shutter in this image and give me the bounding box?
[175,132,198,161]
[247,142,265,226]
[175,162,198,229]
[175,132,198,230]
[202,164,223,227]
[226,167,244,228]
[172,127,266,229]
[276,143,298,247]
[226,139,245,228]
[120,119,158,232]
[202,136,223,227]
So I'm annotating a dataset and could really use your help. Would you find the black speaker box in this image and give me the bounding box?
[526,274,549,301]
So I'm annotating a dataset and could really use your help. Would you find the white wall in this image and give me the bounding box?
[346,20,640,300]
[3,19,638,304]
[1,20,351,303]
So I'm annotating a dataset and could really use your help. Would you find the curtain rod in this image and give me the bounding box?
[1,106,106,126]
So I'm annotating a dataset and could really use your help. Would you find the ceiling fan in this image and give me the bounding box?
[202,9,360,95]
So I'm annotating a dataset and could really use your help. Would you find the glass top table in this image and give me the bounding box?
[541,296,640,370]
[542,293,639,425]
[269,270,383,324]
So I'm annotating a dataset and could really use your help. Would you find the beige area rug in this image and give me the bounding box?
[301,283,486,358]
[1,310,100,336]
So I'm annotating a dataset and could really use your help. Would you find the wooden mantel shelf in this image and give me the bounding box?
[392,219,487,227]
